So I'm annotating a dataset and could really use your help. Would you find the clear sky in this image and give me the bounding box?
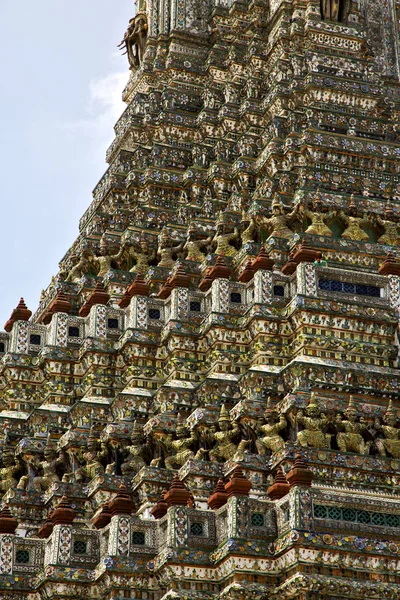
[0,1,134,326]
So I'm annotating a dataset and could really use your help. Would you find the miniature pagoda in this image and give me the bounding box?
[0,0,399,597]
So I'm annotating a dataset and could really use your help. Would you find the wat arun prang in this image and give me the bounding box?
[0,0,399,597]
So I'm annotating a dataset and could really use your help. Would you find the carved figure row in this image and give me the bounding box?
[0,406,249,492]
[63,195,400,282]
[257,196,400,244]
[2,394,399,494]
[295,394,400,458]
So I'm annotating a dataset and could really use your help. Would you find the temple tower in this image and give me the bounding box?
[0,1,400,599]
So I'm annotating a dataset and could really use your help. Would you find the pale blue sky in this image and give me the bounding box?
[0,1,134,325]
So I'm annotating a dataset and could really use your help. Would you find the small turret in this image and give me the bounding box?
[164,474,191,507]
[79,282,110,317]
[109,484,135,516]
[4,298,32,332]
[51,496,76,526]
[286,454,313,488]
[225,466,252,498]
[267,468,290,500]
[150,489,169,519]
[0,505,18,534]
[207,479,228,510]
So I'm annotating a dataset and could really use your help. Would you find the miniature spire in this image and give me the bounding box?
[199,255,231,290]
[344,395,357,415]
[109,484,135,516]
[286,454,313,488]
[158,276,174,299]
[50,291,72,315]
[212,255,232,279]
[169,263,191,288]
[225,466,252,498]
[238,259,255,283]
[79,282,110,317]
[267,468,290,500]
[4,298,32,332]
[164,474,191,507]
[198,267,213,291]
[378,252,400,276]
[37,517,54,539]
[293,238,318,263]
[207,479,228,510]
[386,399,395,417]
[118,288,133,309]
[119,273,150,308]
[132,272,149,290]
[150,489,169,519]
[51,496,76,526]
[42,291,72,324]
[93,500,112,529]
[252,246,274,272]
[282,238,319,275]
[0,505,18,534]
[281,250,298,275]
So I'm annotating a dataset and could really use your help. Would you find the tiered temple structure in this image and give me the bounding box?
[1,0,400,597]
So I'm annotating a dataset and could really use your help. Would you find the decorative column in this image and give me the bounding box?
[211,279,230,313]
[128,296,149,329]
[107,485,135,557]
[88,305,107,339]
[48,312,69,347]
[378,253,400,310]
[388,275,400,310]
[164,265,190,321]
[296,263,317,296]
[45,497,76,567]
[9,321,29,354]
[170,288,189,320]
[164,475,191,548]
[0,535,13,574]
[0,506,17,575]
[254,270,273,304]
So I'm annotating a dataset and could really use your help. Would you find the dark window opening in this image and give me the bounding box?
[149,309,161,320]
[190,301,201,312]
[132,531,146,545]
[190,522,204,536]
[68,327,80,338]
[16,550,30,564]
[314,504,400,527]
[73,540,88,555]
[273,285,285,297]
[251,513,265,527]
[29,334,41,345]
[107,318,119,329]
[0,342,5,352]
[230,292,242,304]
[318,279,380,298]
